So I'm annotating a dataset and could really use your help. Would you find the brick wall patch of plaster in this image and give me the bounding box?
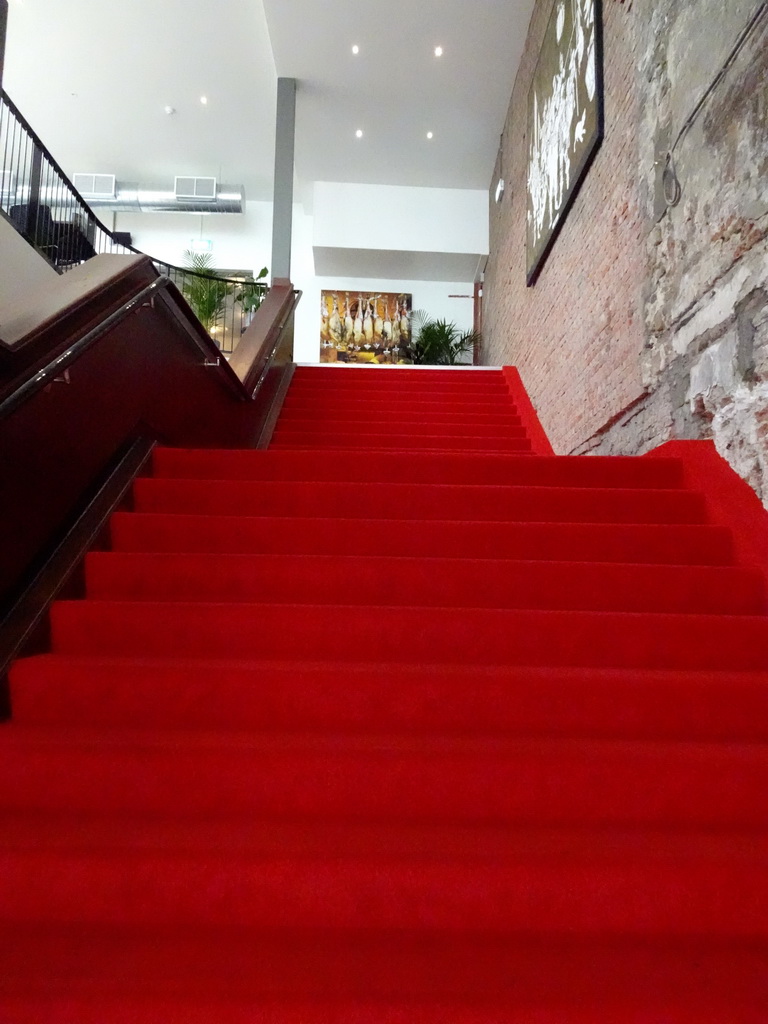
[712,380,768,504]
[672,245,768,355]
[686,333,739,407]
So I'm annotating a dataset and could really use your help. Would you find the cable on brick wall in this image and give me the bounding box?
[663,1,767,209]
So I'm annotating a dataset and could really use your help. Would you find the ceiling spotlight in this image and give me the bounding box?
[355,129,364,138]
[164,105,176,116]
[200,95,208,105]
[427,131,434,139]
[434,46,443,57]
[352,44,360,54]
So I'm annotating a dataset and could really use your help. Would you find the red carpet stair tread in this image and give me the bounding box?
[271,367,534,451]
[3,365,768,1021]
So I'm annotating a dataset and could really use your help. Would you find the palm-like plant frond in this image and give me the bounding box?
[406,315,480,365]
[181,249,232,332]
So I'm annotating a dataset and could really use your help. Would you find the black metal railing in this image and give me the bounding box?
[0,89,267,355]
[143,259,267,355]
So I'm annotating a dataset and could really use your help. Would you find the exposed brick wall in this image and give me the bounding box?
[484,0,768,498]
[484,0,647,455]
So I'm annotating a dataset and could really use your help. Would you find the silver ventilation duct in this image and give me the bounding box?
[38,182,245,214]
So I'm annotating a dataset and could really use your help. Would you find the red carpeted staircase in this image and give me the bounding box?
[2,364,768,1022]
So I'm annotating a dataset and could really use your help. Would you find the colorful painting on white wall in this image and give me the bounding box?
[526,0,604,285]
[319,291,413,363]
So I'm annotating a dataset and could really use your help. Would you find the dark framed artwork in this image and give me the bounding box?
[526,0,604,285]
[320,291,413,363]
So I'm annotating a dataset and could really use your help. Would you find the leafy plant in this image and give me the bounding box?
[181,250,233,333]
[406,312,480,365]
[236,265,269,314]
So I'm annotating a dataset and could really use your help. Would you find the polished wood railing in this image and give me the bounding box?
[0,254,299,620]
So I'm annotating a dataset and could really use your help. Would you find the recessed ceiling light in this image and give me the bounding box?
[164,105,176,116]
[434,46,443,57]
[352,44,360,54]
[355,129,363,138]
[427,131,434,139]
[200,96,208,105]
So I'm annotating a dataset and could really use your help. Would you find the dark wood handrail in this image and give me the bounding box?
[0,87,302,662]
[0,279,172,419]
[0,254,152,359]
[0,276,260,421]
[228,280,301,394]
[0,255,300,416]
[0,261,298,616]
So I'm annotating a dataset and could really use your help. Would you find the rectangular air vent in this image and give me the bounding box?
[73,173,116,198]
[174,176,217,201]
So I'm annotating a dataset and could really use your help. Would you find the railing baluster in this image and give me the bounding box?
[0,87,269,334]
[27,145,42,249]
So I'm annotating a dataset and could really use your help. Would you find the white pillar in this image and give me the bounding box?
[271,77,296,283]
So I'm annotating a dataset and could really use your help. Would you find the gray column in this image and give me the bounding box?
[270,77,296,283]
[0,0,8,95]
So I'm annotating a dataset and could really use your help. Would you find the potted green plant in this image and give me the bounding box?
[235,266,269,326]
[407,312,480,365]
[181,250,233,334]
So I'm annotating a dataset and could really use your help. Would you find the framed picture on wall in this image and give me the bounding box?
[526,0,604,285]
[319,291,413,363]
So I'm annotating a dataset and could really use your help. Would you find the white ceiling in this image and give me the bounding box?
[262,0,534,191]
[3,0,534,202]
[3,0,279,199]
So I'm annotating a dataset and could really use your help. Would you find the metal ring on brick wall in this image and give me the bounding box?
[662,152,682,209]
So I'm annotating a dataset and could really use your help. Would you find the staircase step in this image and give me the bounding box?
[268,430,532,450]
[151,449,685,488]
[1,926,764,1020]
[281,395,519,414]
[271,421,529,440]
[111,513,733,565]
[0,815,764,932]
[292,366,505,383]
[268,434,533,452]
[275,411,524,429]
[48,601,768,669]
[4,1002,763,1024]
[132,478,706,524]
[0,729,766,825]
[11,657,768,740]
[286,381,509,397]
[291,369,506,384]
[83,552,765,614]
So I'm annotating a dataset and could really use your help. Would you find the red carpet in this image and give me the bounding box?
[3,365,768,1021]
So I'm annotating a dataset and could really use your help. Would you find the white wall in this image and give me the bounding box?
[292,181,483,361]
[290,202,318,359]
[313,182,489,255]
[114,201,273,276]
